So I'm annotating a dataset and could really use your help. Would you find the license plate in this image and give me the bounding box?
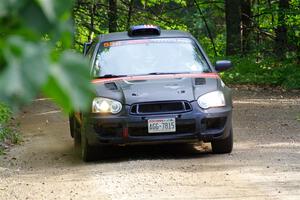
[148,118,176,133]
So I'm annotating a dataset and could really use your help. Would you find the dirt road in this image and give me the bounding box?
[0,88,300,200]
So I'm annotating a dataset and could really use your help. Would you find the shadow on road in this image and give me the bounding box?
[87,143,212,164]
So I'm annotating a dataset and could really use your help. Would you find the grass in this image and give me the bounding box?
[0,103,22,155]
[297,115,300,122]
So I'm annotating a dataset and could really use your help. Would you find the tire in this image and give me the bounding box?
[69,115,81,149]
[69,115,75,138]
[81,124,96,162]
[74,127,81,155]
[211,128,233,154]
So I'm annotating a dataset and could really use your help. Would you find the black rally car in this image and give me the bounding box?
[69,25,234,161]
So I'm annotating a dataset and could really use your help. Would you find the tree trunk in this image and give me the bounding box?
[225,0,241,55]
[127,0,134,30]
[193,0,217,56]
[89,2,96,40]
[275,0,289,59]
[108,0,118,33]
[241,0,252,54]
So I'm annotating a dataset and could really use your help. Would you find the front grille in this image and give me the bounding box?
[129,119,196,136]
[130,101,192,115]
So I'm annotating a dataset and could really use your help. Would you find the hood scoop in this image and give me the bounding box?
[104,82,118,90]
[195,78,206,85]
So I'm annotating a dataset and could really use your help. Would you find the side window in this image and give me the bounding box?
[88,42,100,77]
[91,44,102,77]
[86,42,96,59]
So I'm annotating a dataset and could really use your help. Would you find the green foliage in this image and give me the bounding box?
[0,125,21,145]
[220,56,300,89]
[43,51,93,112]
[0,0,93,113]
[0,103,21,154]
[0,103,12,124]
[200,34,226,58]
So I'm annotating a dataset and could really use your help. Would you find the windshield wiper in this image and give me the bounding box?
[97,74,127,78]
[148,72,178,75]
[139,72,190,76]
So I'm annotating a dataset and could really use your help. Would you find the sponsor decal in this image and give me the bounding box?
[102,38,191,48]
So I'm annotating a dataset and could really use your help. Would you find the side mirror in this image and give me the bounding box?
[215,60,233,72]
[83,42,92,56]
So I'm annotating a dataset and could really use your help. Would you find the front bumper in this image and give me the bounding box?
[84,102,232,146]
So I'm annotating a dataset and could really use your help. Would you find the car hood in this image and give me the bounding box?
[93,74,220,105]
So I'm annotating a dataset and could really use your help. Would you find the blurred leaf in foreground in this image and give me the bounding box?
[43,51,93,112]
[0,0,93,113]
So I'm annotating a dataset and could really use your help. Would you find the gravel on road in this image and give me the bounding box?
[0,88,300,200]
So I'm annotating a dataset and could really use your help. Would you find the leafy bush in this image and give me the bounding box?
[0,103,12,124]
[219,56,300,89]
[0,103,21,154]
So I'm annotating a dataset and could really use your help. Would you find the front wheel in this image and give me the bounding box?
[211,129,233,154]
[69,115,76,138]
[81,125,97,162]
[74,126,81,154]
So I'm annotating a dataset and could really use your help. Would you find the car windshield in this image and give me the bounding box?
[92,38,211,77]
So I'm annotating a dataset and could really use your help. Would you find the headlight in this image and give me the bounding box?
[92,97,122,114]
[197,91,225,109]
